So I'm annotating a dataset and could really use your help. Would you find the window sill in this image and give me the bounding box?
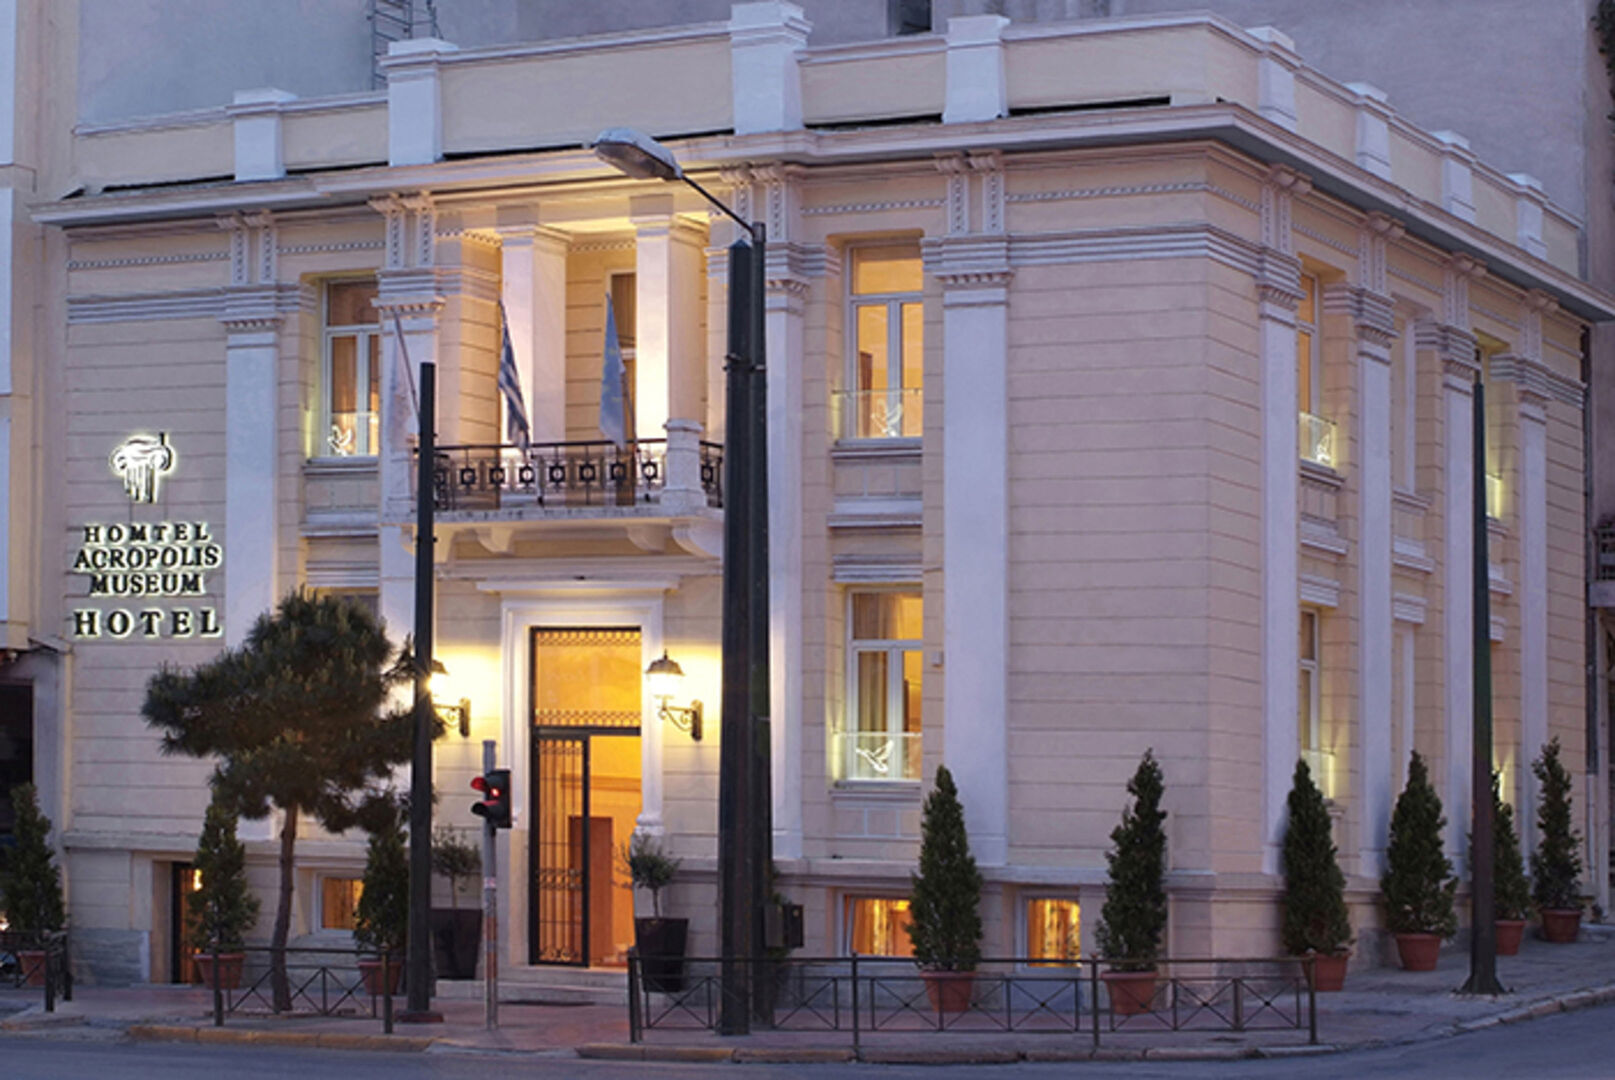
[831,779,922,800]
[305,456,379,473]
[831,438,922,462]
[1298,459,1344,487]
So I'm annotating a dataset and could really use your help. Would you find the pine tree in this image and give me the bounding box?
[142,591,426,1010]
[907,765,983,972]
[1097,750,1168,971]
[1530,738,1582,911]
[187,794,260,951]
[1281,758,1351,955]
[0,783,65,945]
[1489,772,1531,922]
[1381,751,1457,937]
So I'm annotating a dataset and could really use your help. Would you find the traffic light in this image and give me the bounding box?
[471,768,512,828]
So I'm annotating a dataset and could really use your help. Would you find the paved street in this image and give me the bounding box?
[5,1002,1615,1080]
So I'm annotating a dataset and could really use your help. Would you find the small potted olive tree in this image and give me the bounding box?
[353,815,409,995]
[431,825,482,979]
[624,833,686,992]
[1487,773,1532,955]
[907,765,983,1013]
[0,784,65,986]
[1281,759,1351,990]
[1097,751,1168,1015]
[1381,752,1457,970]
[1531,739,1583,943]
[188,796,260,989]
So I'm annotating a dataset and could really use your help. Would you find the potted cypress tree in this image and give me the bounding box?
[1530,738,1583,943]
[624,833,686,992]
[1096,751,1167,1015]
[353,812,409,995]
[188,796,260,990]
[0,784,65,987]
[1488,773,1531,955]
[1381,752,1457,970]
[431,825,482,979]
[907,765,983,1013]
[1281,759,1351,990]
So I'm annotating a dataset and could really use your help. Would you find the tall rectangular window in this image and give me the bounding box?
[320,876,364,931]
[321,280,381,457]
[1027,898,1080,965]
[1296,273,1336,467]
[843,591,923,782]
[845,896,913,957]
[1299,608,1328,793]
[842,246,923,440]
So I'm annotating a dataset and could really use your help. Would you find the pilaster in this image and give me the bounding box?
[228,88,294,182]
[497,225,569,445]
[942,15,1009,125]
[728,1,810,135]
[383,37,456,167]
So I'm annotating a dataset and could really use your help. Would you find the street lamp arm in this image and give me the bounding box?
[679,172,761,240]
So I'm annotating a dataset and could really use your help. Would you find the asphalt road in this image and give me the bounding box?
[4,1004,1615,1080]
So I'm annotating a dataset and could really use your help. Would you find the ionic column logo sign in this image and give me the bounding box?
[110,432,175,504]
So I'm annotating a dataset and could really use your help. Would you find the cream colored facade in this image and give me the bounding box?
[4,4,1611,983]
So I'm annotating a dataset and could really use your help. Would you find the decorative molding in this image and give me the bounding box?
[1322,282,1395,346]
[1300,573,1340,608]
[1442,252,1486,330]
[1388,263,1442,295]
[1490,353,1582,408]
[278,239,386,256]
[1007,224,1261,279]
[969,151,1005,236]
[1393,592,1428,624]
[66,250,230,272]
[1007,180,1206,204]
[1300,518,1349,558]
[1292,222,1357,257]
[68,282,303,325]
[936,152,968,236]
[1393,536,1435,574]
[832,554,923,584]
[570,237,636,254]
[924,234,1011,288]
[802,197,944,217]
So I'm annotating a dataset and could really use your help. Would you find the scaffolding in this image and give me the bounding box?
[370,0,441,88]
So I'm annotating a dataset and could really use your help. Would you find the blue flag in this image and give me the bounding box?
[497,302,531,450]
[599,292,628,448]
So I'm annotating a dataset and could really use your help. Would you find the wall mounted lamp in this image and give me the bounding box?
[426,659,471,738]
[646,651,702,741]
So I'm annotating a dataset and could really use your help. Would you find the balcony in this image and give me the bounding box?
[839,730,922,783]
[834,388,923,442]
[427,437,722,514]
[1299,412,1337,470]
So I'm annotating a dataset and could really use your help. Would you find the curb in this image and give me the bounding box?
[0,1007,88,1032]
[126,1023,433,1052]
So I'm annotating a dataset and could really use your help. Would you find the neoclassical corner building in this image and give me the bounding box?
[3,2,1611,984]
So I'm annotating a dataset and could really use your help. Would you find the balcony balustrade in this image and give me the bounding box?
[833,387,923,441]
[419,434,722,514]
[1299,412,1337,470]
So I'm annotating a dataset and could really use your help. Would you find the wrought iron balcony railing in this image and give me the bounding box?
[422,437,723,513]
[1298,412,1336,469]
[833,388,923,441]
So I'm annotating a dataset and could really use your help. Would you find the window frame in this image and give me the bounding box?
[842,893,914,957]
[316,874,364,933]
[1022,895,1082,968]
[317,278,382,460]
[1299,607,1321,758]
[1297,272,1320,417]
[842,588,923,784]
[842,244,924,441]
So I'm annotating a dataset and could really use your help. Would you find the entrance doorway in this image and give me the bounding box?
[169,862,201,983]
[528,627,642,966]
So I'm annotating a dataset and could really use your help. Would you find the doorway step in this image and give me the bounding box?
[434,965,628,1006]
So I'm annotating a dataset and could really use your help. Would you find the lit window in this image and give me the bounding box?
[1299,609,1331,795]
[845,896,913,957]
[841,591,922,782]
[320,280,381,457]
[320,877,364,931]
[1296,274,1336,467]
[842,246,923,439]
[1027,899,1080,965]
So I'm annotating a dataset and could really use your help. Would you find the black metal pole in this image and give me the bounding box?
[717,236,756,1035]
[404,360,442,1020]
[1461,377,1504,995]
[746,222,773,1028]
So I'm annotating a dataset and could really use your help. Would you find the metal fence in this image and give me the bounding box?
[0,930,72,1011]
[425,439,724,511]
[200,944,398,1033]
[628,954,1317,1051]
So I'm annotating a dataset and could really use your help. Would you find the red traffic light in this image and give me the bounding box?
[471,768,512,828]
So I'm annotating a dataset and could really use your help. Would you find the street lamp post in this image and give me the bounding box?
[594,129,772,1034]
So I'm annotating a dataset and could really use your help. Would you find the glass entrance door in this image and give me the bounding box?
[528,628,643,967]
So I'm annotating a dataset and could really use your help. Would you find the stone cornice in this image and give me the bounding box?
[1490,352,1582,409]
[922,235,1011,288]
[1322,282,1395,345]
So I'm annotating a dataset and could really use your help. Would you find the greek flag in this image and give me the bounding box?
[497,302,531,450]
[599,292,628,448]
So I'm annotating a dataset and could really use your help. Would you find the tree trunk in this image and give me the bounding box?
[270,804,298,1012]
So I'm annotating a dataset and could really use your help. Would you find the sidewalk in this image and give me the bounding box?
[3,929,1613,1064]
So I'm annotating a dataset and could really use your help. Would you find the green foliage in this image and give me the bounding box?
[1488,773,1532,922]
[1530,738,1583,911]
[432,826,481,912]
[1281,759,1351,955]
[1381,752,1457,937]
[354,807,410,956]
[1097,750,1168,971]
[187,795,260,951]
[0,783,65,943]
[620,833,680,919]
[907,765,983,972]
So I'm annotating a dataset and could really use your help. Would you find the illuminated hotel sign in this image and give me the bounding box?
[71,435,222,639]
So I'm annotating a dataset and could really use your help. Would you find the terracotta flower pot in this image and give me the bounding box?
[1305,951,1349,992]
[192,951,246,990]
[1540,908,1582,944]
[16,950,46,988]
[1495,919,1527,956]
[1394,932,1442,971]
[1101,970,1159,1016]
[920,970,976,1013]
[358,955,405,996]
